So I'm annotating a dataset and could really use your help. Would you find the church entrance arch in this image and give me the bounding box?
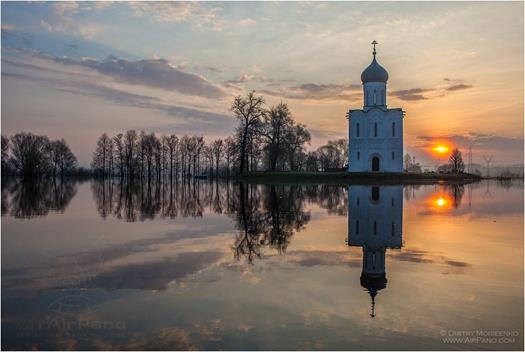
[372,156,380,172]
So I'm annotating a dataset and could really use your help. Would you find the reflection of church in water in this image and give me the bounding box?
[347,185,403,317]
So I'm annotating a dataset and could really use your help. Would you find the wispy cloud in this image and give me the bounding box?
[40,1,104,40]
[391,81,474,101]
[128,2,224,30]
[47,55,226,98]
[194,65,223,73]
[224,73,255,84]
[391,88,434,101]
[2,70,232,130]
[239,18,256,26]
[262,83,362,101]
[446,84,473,91]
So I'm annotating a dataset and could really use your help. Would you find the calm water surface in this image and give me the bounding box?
[1,179,523,350]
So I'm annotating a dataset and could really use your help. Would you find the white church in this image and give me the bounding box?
[348,41,404,173]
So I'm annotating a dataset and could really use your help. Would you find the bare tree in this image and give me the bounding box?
[211,139,224,177]
[316,139,347,170]
[113,133,125,178]
[231,91,265,174]
[92,133,113,177]
[10,133,51,179]
[260,102,294,171]
[124,130,138,179]
[165,134,178,179]
[194,136,205,176]
[224,136,236,177]
[286,124,311,171]
[404,153,412,171]
[51,139,77,178]
[2,135,10,176]
[448,148,465,173]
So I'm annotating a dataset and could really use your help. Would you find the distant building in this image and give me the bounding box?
[348,41,404,172]
[347,185,403,317]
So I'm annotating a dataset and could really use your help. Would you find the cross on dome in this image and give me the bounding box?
[371,40,378,56]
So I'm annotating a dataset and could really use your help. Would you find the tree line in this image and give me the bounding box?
[1,133,78,179]
[90,92,349,180]
[1,93,351,180]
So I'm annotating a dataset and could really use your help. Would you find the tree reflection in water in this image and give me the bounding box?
[89,179,348,263]
[2,178,77,218]
[2,178,469,271]
[445,183,465,208]
[232,183,312,263]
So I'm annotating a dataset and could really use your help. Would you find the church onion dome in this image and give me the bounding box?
[361,56,389,84]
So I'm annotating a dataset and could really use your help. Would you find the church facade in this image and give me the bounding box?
[348,41,404,172]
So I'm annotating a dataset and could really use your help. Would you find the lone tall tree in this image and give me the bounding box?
[448,148,465,173]
[231,91,265,174]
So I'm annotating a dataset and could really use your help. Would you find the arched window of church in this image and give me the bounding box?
[392,122,395,137]
[372,186,380,201]
[391,222,395,236]
[374,122,378,137]
[356,123,360,137]
[373,90,377,105]
[392,151,395,160]
[357,151,360,160]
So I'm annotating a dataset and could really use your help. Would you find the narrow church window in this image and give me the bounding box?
[357,151,360,160]
[373,221,377,235]
[356,220,359,234]
[357,197,360,206]
[374,123,378,137]
[391,198,394,207]
[373,90,377,105]
[391,222,395,236]
[372,186,380,201]
[356,123,360,137]
[392,151,395,160]
[392,122,395,137]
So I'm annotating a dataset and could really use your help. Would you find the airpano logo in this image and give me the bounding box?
[37,294,126,331]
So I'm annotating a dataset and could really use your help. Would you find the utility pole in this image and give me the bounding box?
[468,145,472,174]
[483,155,493,178]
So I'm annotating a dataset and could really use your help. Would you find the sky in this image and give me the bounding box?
[1,1,523,167]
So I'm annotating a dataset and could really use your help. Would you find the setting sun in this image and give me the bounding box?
[432,145,450,154]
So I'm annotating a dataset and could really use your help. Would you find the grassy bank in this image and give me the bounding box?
[234,171,483,185]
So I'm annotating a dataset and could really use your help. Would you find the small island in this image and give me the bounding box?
[235,170,483,185]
